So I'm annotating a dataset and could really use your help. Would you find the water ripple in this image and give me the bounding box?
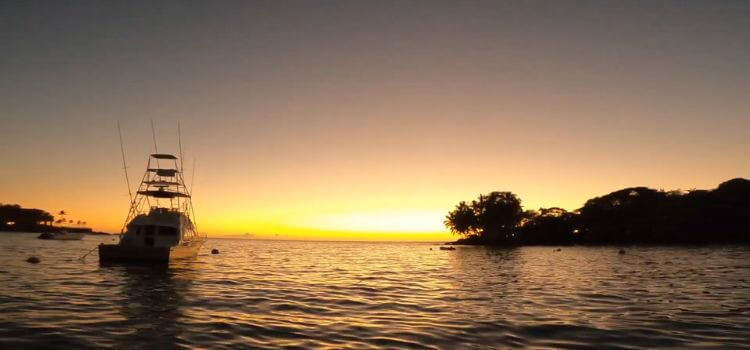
[1,233,750,348]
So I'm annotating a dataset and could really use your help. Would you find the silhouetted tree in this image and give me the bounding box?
[518,207,577,245]
[447,178,750,245]
[473,192,524,243]
[578,187,668,243]
[0,204,54,231]
[445,191,525,244]
[444,201,478,237]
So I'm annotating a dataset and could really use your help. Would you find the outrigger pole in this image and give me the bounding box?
[178,120,185,174]
[190,156,196,195]
[178,123,200,238]
[177,120,186,213]
[117,121,134,210]
[189,156,200,237]
[116,120,135,238]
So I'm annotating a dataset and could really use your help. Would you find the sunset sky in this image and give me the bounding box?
[2,1,749,241]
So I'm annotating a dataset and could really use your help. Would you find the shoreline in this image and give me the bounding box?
[0,229,113,236]
[448,239,750,247]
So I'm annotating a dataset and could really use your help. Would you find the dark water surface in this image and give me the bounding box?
[1,232,749,349]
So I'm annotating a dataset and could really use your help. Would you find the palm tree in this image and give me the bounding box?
[55,210,67,227]
[444,201,478,237]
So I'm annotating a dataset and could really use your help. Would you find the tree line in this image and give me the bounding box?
[445,178,750,245]
[0,204,88,232]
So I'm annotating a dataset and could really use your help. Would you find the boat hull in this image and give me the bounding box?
[38,232,85,240]
[98,240,203,263]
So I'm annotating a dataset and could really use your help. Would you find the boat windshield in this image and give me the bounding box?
[158,226,179,236]
[133,225,179,236]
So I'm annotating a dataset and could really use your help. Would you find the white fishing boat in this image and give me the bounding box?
[99,153,205,263]
[37,230,85,240]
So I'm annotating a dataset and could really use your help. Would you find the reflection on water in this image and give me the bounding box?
[114,263,194,348]
[1,232,749,349]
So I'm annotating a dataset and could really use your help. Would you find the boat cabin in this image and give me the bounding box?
[120,208,192,248]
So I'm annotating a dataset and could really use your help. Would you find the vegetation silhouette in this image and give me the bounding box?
[0,204,53,232]
[445,178,750,245]
[0,204,94,233]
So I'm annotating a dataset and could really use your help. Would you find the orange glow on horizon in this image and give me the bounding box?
[296,210,446,233]
[191,209,454,241]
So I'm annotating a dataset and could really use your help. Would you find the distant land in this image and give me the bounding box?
[446,178,750,246]
[0,204,112,235]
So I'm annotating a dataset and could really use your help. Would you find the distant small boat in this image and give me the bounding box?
[439,246,456,251]
[37,230,84,240]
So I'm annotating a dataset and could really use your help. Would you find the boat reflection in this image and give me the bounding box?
[105,261,199,348]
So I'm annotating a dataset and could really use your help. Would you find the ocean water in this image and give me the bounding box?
[1,232,749,349]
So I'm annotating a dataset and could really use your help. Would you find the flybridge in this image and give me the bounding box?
[123,152,197,228]
[135,154,191,200]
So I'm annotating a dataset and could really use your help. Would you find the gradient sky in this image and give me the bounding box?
[2,1,749,240]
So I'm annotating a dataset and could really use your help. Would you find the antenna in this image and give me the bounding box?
[117,121,134,205]
[150,119,159,153]
[150,119,161,170]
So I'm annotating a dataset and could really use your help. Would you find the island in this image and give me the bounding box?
[445,178,750,245]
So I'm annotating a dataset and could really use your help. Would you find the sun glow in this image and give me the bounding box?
[191,205,454,241]
[297,210,447,233]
